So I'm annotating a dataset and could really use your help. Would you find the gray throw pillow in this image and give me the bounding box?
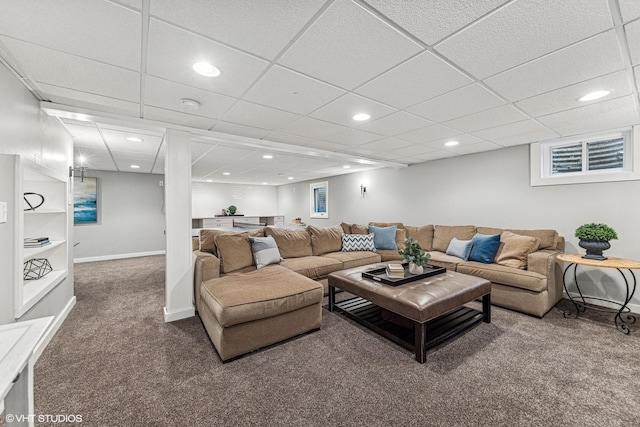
[446,237,474,261]
[248,236,282,269]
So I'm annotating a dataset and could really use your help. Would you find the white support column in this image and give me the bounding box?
[163,129,195,322]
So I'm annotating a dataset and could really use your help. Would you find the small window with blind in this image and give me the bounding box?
[531,129,638,186]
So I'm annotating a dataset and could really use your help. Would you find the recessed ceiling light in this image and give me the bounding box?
[206,179,213,182]
[222,172,230,176]
[130,164,140,169]
[262,182,268,185]
[445,140,459,147]
[578,90,610,102]
[263,154,273,159]
[288,177,293,180]
[193,61,220,77]
[352,113,371,121]
[343,165,351,169]
[180,98,201,111]
[126,136,143,142]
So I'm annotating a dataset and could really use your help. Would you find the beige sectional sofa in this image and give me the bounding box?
[193,222,564,361]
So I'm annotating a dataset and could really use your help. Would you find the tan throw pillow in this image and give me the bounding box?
[432,225,476,252]
[507,229,557,250]
[340,222,352,234]
[369,221,405,229]
[214,233,254,274]
[396,228,407,250]
[199,228,263,256]
[307,225,344,256]
[265,227,313,259]
[495,231,541,269]
[404,225,434,251]
[351,224,369,235]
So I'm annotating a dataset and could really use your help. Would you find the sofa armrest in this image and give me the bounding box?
[527,249,563,304]
[193,250,221,312]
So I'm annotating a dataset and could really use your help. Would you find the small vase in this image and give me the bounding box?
[408,262,423,275]
[578,239,611,260]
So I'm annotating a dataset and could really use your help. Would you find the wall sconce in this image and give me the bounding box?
[69,156,88,182]
[360,184,367,198]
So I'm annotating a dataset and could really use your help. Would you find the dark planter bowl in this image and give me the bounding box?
[578,239,611,260]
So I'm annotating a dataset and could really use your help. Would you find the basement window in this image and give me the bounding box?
[531,128,640,186]
[310,181,329,219]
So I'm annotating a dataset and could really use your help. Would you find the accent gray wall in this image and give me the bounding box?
[277,144,640,309]
[73,170,166,261]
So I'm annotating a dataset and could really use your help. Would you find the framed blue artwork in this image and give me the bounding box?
[74,177,98,224]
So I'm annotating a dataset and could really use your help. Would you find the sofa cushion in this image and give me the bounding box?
[369,225,398,250]
[279,256,343,279]
[433,225,476,252]
[308,225,344,256]
[248,236,282,269]
[446,237,474,261]
[469,233,501,264]
[457,261,547,293]
[495,231,540,269]
[476,226,504,236]
[396,228,407,250]
[369,221,405,229]
[215,233,254,274]
[427,251,464,271]
[200,265,323,328]
[340,222,352,234]
[377,249,402,262]
[323,251,382,269]
[200,228,263,256]
[342,233,376,252]
[404,225,434,251]
[265,227,313,258]
[507,229,557,250]
[351,224,369,234]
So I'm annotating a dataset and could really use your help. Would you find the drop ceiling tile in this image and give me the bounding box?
[112,154,156,173]
[144,106,216,129]
[412,150,456,161]
[151,0,325,59]
[310,93,397,127]
[300,140,351,152]
[484,31,624,101]
[365,0,507,45]
[619,0,640,22]
[422,134,484,149]
[635,66,640,88]
[626,20,640,65]
[191,142,217,161]
[62,122,105,148]
[146,19,269,98]
[264,132,324,148]
[384,143,437,158]
[515,71,631,117]
[443,105,529,133]
[222,100,301,130]
[355,51,473,109]
[536,95,640,137]
[443,141,502,155]
[278,0,422,89]
[0,0,141,70]
[471,120,559,146]
[0,37,140,102]
[357,112,432,136]
[144,76,237,119]
[356,137,415,153]
[281,117,349,139]
[98,128,163,155]
[397,124,461,144]
[243,65,346,115]
[113,0,143,11]
[73,147,117,171]
[435,0,613,79]
[212,121,273,139]
[407,83,505,122]
[323,129,383,146]
[38,84,141,116]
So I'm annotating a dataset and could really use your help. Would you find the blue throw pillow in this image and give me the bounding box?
[469,233,501,264]
[446,237,474,261]
[368,225,397,250]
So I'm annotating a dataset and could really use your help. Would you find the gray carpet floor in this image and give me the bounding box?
[34,255,640,426]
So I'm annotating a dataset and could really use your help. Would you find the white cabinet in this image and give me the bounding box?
[200,217,233,228]
[15,159,69,318]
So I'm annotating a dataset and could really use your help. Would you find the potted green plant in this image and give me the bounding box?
[575,222,618,260]
[398,237,431,274]
[227,205,237,215]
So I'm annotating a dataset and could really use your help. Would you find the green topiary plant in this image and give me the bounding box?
[574,223,618,241]
[227,205,237,214]
[398,237,431,267]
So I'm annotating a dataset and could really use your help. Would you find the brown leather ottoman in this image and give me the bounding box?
[328,263,491,363]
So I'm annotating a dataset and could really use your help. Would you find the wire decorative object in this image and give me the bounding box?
[24,192,45,211]
[23,258,53,280]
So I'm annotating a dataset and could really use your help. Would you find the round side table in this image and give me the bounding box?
[557,253,640,334]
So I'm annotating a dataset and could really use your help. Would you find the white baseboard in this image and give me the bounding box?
[163,306,195,322]
[33,296,76,362]
[563,292,640,314]
[74,250,165,264]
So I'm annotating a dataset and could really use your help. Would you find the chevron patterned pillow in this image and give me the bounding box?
[341,233,376,252]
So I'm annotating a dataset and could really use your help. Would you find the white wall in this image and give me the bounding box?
[73,170,166,261]
[192,182,279,218]
[277,143,640,310]
[0,62,74,324]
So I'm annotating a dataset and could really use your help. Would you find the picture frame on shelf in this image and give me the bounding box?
[74,176,99,224]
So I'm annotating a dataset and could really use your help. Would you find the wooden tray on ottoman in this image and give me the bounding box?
[361,264,445,286]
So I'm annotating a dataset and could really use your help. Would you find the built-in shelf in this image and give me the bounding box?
[21,270,68,316]
[23,240,65,259]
